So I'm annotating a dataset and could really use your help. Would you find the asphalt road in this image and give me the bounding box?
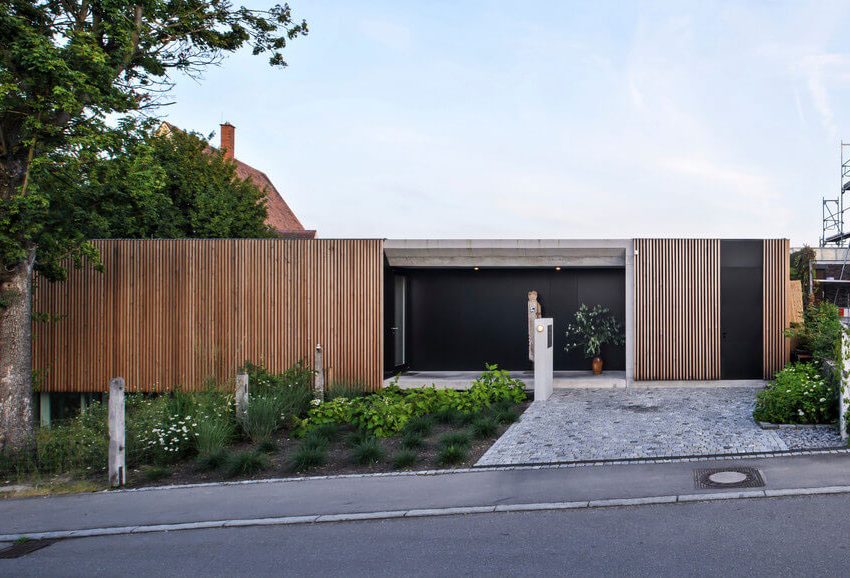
[3,493,850,577]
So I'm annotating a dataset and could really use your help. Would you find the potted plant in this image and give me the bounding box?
[564,304,624,374]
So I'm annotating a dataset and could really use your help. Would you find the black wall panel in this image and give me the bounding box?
[401,268,625,371]
[720,240,763,379]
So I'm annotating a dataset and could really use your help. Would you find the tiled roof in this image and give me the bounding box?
[157,122,315,238]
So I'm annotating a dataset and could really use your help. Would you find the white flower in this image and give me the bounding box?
[820,398,826,402]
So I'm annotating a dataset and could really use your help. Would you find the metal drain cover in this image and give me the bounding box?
[693,467,765,489]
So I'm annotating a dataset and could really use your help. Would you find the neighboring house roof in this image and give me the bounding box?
[158,121,316,238]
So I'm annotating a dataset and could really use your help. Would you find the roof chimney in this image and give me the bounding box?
[220,122,235,160]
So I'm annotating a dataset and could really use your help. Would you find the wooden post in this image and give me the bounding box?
[314,344,324,400]
[39,392,51,428]
[235,369,249,422]
[108,377,126,488]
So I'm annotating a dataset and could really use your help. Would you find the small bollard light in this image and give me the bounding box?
[536,324,544,332]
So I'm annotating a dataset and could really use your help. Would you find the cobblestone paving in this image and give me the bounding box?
[477,388,845,466]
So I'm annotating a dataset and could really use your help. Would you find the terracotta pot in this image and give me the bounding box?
[592,357,603,375]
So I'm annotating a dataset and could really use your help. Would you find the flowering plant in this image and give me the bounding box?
[564,304,624,358]
[754,363,837,424]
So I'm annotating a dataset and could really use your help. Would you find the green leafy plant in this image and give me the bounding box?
[351,437,385,466]
[392,450,417,469]
[301,430,330,452]
[564,304,624,358]
[404,415,434,436]
[495,408,519,425]
[196,418,234,457]
[242,396,284,444]
[438,432,470,448]
[288,445,327,472]
[434,407,463,426]
[471,417,498,439]
[436,444,468,466]
[786,302,843,367]
[257,439,279,454]
[196,448,230,472]
[754,363,837,424]
[224,450,270,479]
[401,432,425,450]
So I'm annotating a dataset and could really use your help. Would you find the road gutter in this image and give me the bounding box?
[3,485,850,543]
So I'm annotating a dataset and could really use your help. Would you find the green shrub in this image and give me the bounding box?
[257,438,279,454]
[495,408,519,425]
[401,431,424,450]
[301,430,330,452]
[392,450,417,469]
[141,465,171,482]
[242,396,284,443]
[471,416,498,439]
[346,429,372,448]
[434,407,462,425]
[326,380,369,400]
[244,361,314,421]
[404,415,434,436]
[196,448,230,472]
[754,363,837,424]
[787,302,843,366]
[288,445,327,472]
[437,444,467,466]
[224,450,270,478]
[196,418,234,456]
[299,365,526,439]
[351,437,385,465]
[310,424,340,443]
[438,432,470,448]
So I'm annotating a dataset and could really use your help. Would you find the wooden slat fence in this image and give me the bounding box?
[763,238,790,379]
[32,239,384,393]
[634,239,721,380]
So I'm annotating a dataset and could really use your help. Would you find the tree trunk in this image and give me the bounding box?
[0,248,36,453]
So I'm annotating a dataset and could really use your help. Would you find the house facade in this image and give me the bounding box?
[32,237,789,401]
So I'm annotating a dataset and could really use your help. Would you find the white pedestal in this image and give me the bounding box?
[534,317,554,401]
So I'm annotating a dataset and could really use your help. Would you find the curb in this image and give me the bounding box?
[107,447,850,496]
[4,485,850,543]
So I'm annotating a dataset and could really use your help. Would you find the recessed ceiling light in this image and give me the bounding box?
[473,267,480,271]
[555,266,561,271]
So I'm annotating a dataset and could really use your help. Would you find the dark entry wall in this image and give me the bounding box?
[720,240,763,379]
[402,268,625,371]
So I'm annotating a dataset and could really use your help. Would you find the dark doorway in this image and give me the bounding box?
[720,240,763,379]
[396,268,625,371]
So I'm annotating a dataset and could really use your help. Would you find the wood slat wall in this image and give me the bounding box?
[634,239,721,380]
[32,239,384,393]
[763,238,790,379]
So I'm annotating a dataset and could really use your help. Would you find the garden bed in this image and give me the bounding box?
[0,364,530,496]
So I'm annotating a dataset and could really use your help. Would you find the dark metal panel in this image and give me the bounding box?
[720,240,763,379]
[404,268,625,371]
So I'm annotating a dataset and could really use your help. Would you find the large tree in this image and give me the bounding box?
[0,0,306,452]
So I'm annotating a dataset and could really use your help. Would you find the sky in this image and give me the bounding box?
[164,1,850,245]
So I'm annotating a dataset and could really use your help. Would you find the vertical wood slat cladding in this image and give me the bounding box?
[32,239,384,393]
[634,239,720,380]
[763,239,790,379]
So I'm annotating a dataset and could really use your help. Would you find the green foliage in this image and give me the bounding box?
[564,304,625,358]
[1,1,307,287]
[438,432,470,448]
[257,439,279,454]
[404,415,434,436]
[300,430,330,452]
[436,444,468,466]
[224,450,270,478]
[242,396,284,444]
[141,465,171,483]
[786,302,843,367]
[351,437,385,465]
[401,431,425,450]
[346,429,373,448]
[471,417,498,439]
[392,450,417,470]
[288,445,326,472]
[196,417,234,457]
[790,245,816,290]
[326,380,369,400]
[300,365,527,438]
[196,448,230,472]
[244,361,313,421]
[754,363,837,424]
[495,408,520,425]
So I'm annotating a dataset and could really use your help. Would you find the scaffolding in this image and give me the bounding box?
[816,143,850,306]
[821,143,850,246]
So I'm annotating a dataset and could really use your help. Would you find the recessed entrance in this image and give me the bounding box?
[387,267,626,372]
